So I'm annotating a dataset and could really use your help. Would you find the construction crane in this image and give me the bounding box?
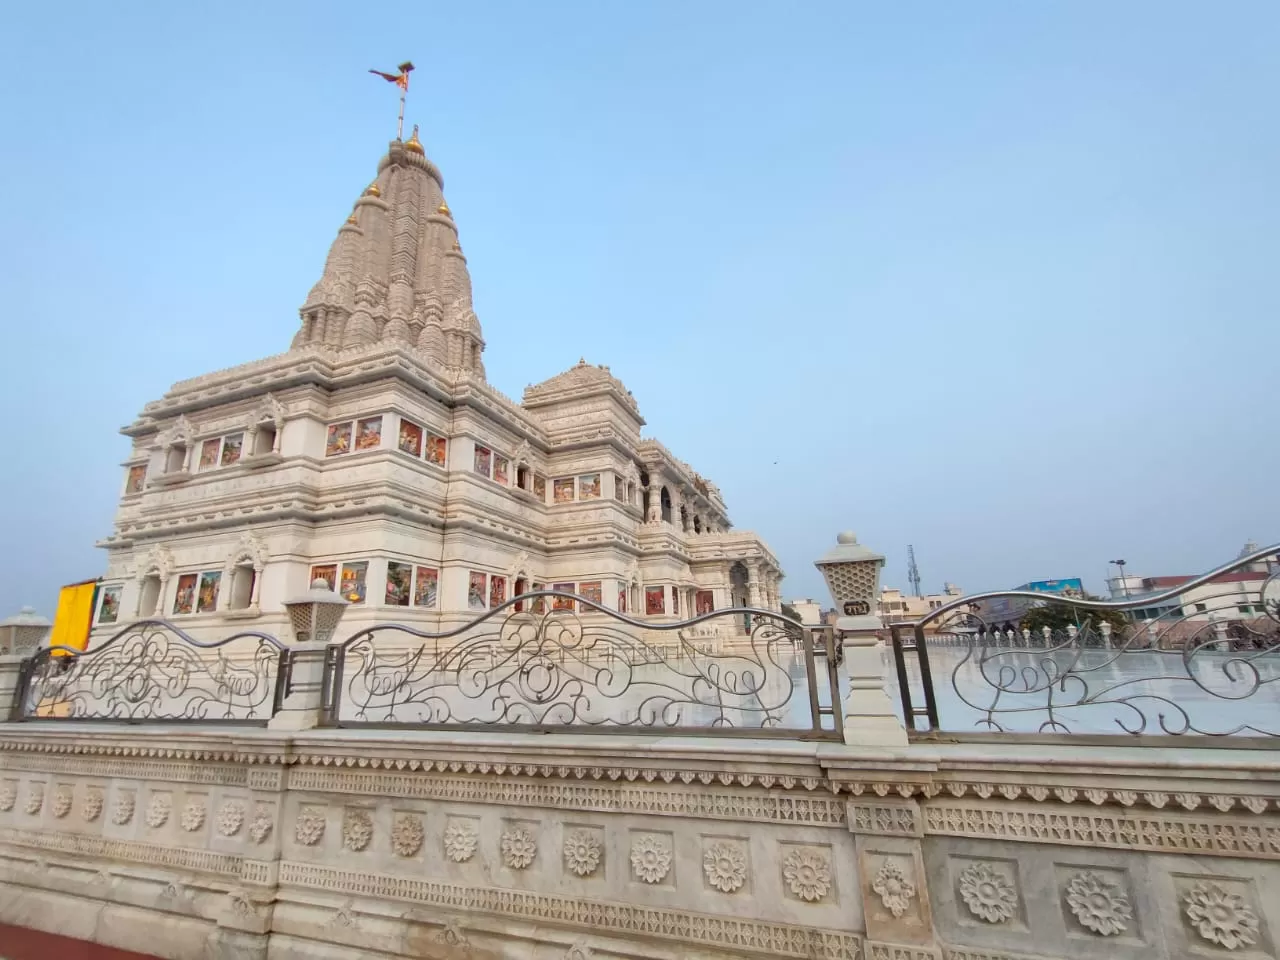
[907,544,922,598]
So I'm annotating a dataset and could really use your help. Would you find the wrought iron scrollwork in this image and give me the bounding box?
[327,593,834,735]
[17,620,287,724]
[896,546,1280,738]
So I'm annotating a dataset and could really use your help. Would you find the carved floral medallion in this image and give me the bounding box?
[872,859,917,918]
[958,862,1017,923]
[52,786,73,819]
[249,805,273,844]
[145,795,170,828]
[1064,871,1131,937]
[563,830,602,877]
[783,849,832,902]
[392,814,424,857]
[0,782,15,812]
[81,789,104,823]
[343,810,373,851]
[444,821,478,862]
[295,808,326,846]
[24,785,44,816]
[703,841,747,893]
[501,827,537,869]
[180,801,207,832]
[113,793,135,826]
[1183,882,1259,951]
[217,800,245,837]
[629,835,672,884]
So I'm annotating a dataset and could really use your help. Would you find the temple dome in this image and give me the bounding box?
[523,358,641,416]
[289,132,485,376]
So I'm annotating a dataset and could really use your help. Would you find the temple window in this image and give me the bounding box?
[251,424,276,456]
[310,561,368,604]
[197,433,244,471]
[171,571,222,615]
[516,465,529,490]
[660,487,673,523]
[614,477,624,501]
[579,581,602,608]
[513,577,528,612]
[468,571,488,609]
[124,464,147,495]
[384,562,412,606]
[553,478,575,503]
[138,575,161,617]
[164,443,187,474]
[229,564,256,610]
[696,590,714,614]
[578,473,601,500]
[693,516,702,534]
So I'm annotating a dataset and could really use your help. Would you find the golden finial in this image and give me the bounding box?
[365,181,381,197]
[437,201,451,217]
[451,240,461,251]
[345,213,359,226]
[404,124,425,155]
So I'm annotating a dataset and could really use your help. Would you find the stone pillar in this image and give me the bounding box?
[746,562,762,609]
[840,613,908,747]
[268,642,331,731]
[645,482,661,523]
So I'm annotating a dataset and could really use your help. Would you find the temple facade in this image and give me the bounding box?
[90,129,783,644]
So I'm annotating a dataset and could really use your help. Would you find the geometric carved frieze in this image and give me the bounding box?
[0,754,250,787]
[865,943,941,960]
[286,767,848,827]
[924,801,1280,860]
[0,827,243,878]
[849,800,923,837]
[278,861,863,960]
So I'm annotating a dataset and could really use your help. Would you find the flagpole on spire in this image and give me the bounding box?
[369,61,415,140]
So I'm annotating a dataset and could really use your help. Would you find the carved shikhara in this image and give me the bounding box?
[278,861,863,960]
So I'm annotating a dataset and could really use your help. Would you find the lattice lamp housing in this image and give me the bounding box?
[0,607,52,656]
[283,579,349,644]
[814,532,885,628]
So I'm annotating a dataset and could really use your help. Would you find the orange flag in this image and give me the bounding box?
[369,68,409,91]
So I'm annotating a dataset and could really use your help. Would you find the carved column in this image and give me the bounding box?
[746,562,762,609]
[250,564,265,609]
[645,480,661,523]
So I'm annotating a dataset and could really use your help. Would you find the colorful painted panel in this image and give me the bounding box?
[489,575,507,608]
[340,562,368,604]
[553,478,575,503]
[426,434,447,466]
[97,585,121,624]
[614,478,625,501]
[125,465,147,495]
[493,455,509,485]
[310,564,338,590]
[220,433,243,466]
[531,582,546,614]
[533,475,547,500]
[468,571,487,610]
[398,420,423,457]
[385,561,412,606]
[551,582,575,611]
[617,588,627,613]
[578,474,601,500]
[645,586,665,616]
[326,422,352,457]
[474,445,492,477]
[199,438,221,469]
[197,572,221,612]
[355,417,383,451]
[579,581,602,608]
[173,574,197,615]
[672,588,679,616]
[696,590,715,615]
[414,567,438,608]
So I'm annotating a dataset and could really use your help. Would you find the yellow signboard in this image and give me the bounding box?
[48,579,99,656]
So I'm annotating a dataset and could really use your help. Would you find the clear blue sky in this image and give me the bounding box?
[2,1,1277,614]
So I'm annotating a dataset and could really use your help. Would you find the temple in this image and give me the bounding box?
[91,128,783,642]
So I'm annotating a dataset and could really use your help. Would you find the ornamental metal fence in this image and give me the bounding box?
[10,620,289,724]
[889,544,1280,740]
[320,592,843,738]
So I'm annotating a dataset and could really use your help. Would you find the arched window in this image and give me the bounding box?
[693,516,702,534]
[229,563,256,610]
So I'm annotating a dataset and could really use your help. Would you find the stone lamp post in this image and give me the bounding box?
[283,579,349,644]
[814,532,907,747]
